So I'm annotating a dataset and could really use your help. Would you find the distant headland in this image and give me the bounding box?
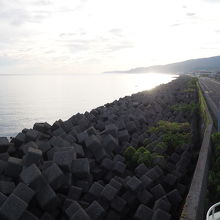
[104,55,220,74]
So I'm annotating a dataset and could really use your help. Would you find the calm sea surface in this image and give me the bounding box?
[0,73,177,137]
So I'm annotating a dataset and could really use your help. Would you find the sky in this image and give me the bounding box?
[0,0,220,74]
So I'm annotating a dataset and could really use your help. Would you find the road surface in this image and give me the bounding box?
[199,77,220,121]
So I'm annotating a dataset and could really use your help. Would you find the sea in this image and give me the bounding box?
[0,73,177,137]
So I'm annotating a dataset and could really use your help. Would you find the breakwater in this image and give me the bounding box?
[0,76,200,220]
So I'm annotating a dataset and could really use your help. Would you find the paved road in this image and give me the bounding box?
[199,77,220,120]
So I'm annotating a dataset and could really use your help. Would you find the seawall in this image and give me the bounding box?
[0,76,202,220]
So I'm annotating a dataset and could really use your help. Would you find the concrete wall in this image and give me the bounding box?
[180,83,213,220]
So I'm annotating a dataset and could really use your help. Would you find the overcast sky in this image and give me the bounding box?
[0,0,220,74]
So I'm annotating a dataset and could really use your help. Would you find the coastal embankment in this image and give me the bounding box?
[0,76,202,220]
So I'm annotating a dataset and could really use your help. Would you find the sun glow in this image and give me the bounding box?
[0,0,220,74]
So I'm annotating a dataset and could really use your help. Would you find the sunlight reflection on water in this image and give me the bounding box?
[0,73,177,137]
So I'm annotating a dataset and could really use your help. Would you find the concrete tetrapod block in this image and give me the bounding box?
[70,208,91,220]
[0,181,15,195]
[61,133,76,145]
[0,194,28,220]
[151,209,171,220]
[0,192,7,207]
[166,189,182,205]
[126,121,137,134]
[36,183,59,211]
[20,210,39,220]
[137,189,153,205]
[102,134,118,155]
[20,164,41,185]
[101,184,117,202]
[163,174,177,188]
[101,158,113,171]
[33,122,51,133]
[23,147,42,167]
[77,131,89,144]
[20,142,39,155]
[13,183,35,204]
[145,167,160,182]
[134,204,153,220]
[42,163,65,190]
[113,161,126,175]
[52,127,65,137]
[110,196,126,213]
[118,130,129,143]
[73,143,85,157]
[20,164,46,192]
[71,158,90,178]
[86,200,105,220]
[35,141,51,154]
[0,137,9,153]
[126,176,142,192]
[105,210,121,220]
[139,174,153,189]
[67,186,82,200]
[14,133,26,147]
[85,134,100,150]
[135,163,148,178]
[109,178,122,191]
[88,182,104,200]
[76,180,90,193]
[5,157,23,178]
[26,129,39,142]
[53,149,76,171]
[104,124,118,137]
[0,152,9,161]
[49,136,71,148]
[40,212,54,220]
[113,154,125,163]
[153,197,171,212]
[0,160,7,175]
[86,126,98,136]
[151,184,166,200]
[65,200,82,219]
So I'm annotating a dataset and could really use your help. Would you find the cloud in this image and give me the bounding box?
[0,2,51,26]
[31,0,52,6]
[203,0,220,2]
[109,28,124,37]
[107,42,134,52]
[186,12,196,16]
[68,43,89,53]
[0,55,19,66]
[170,23,183,27]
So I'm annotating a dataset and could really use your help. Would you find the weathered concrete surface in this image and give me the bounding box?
[180,82,213,220]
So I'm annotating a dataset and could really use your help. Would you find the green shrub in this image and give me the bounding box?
[163,133,191,150]
[124,146,136,160]
[148,121,192,153]
[123,146,159,168]
[212,132,220,146]
[170,103,198,113]
[143,138,150,146]
[148,120,191,134]
[208,171,220,203]
[187,78,198,89]
[137,151,153,167]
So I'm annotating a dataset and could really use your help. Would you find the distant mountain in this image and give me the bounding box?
[105,55,220,74]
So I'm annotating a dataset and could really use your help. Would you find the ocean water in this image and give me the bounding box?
[0,73,177,137]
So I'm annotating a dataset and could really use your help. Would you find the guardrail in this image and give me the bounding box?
[180,82,213,220]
